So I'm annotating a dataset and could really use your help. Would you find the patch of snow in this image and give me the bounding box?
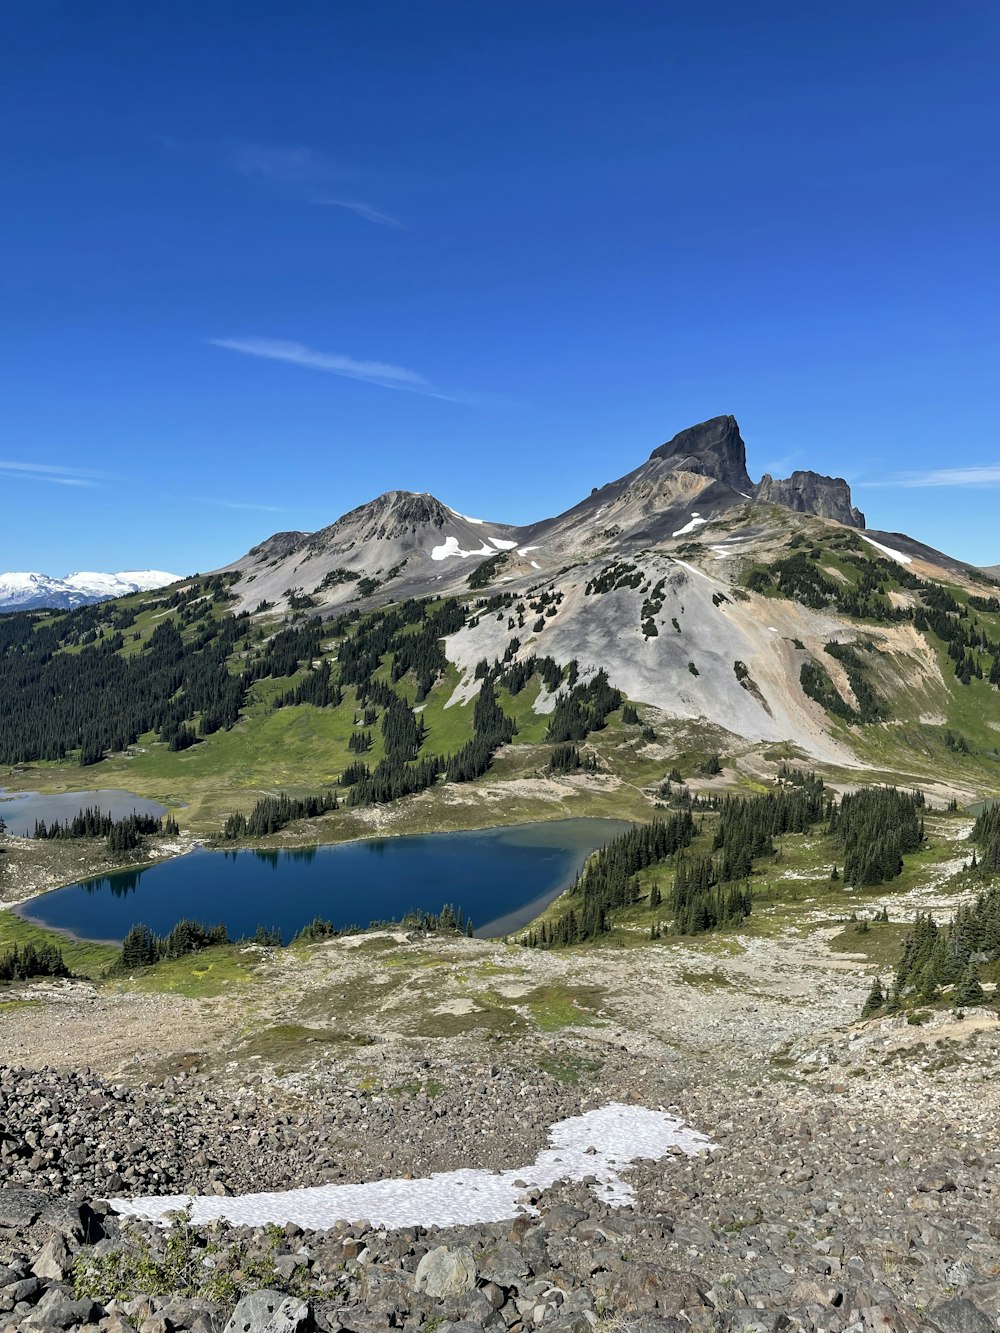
[517,545,540,555]
[768,626,779,632]
[739,492,752,499]
[670,558,713,583]
[112,1104,714,1230]
[447,507,485,525]
[431,536,496,562]
[862,535,913,565]
[531,561,541,570]
[489,538,518,550]
[672,514,707,538]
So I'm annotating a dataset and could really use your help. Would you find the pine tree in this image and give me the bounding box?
[953,963,986,1009]
[861,976,885,1018]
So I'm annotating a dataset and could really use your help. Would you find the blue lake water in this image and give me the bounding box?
[0,788,168,838]
[15,818,630,944]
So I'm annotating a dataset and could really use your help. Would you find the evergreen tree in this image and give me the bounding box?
[953,963,986,1008]
[861,976,885,1018]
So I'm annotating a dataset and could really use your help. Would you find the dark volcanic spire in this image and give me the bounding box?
[648,416,753,493]
[755,471,865,529]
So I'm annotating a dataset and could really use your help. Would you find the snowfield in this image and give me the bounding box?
[112,1104,715,1230]
[672,513,707,537]
[431,535,497,561]
[861,535,913,565]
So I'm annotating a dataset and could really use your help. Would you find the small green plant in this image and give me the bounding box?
[72,1211,315,1306]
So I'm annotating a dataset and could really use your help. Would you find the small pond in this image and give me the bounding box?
[0,788,168,838]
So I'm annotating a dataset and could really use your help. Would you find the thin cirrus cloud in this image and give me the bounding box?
[0,461,110,488]
[208,337,478,404]
[310,196,403,228]
[862,465,1000,488]
[230,142,403,227]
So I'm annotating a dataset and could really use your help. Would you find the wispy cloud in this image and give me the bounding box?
[194,496,286,513]
[0,461,109,488]
[311,196,403,228]
[209,337,476,403]
[228,142,402,227]
[861,465,1000,489]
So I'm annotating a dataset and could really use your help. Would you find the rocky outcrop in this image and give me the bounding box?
[755,469,865,528]
[316,491,453,544]
[246,531,309,563]
[648,415,753,493]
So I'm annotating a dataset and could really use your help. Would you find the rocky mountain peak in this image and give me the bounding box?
[648,415,753,494]
[755,471,865,529]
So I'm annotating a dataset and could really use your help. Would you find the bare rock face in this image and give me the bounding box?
[246,531,310,563]
[648,416,754,494]
[755,470,865,528]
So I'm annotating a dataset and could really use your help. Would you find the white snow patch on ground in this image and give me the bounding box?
[670,558,714,583]
[517,545,540,555]
[112,1105,714,1231]
[531,561,541,569]
[447,507,485,525]
[489,538,518,550]
[862,535,913,565]
[672,514,707,538]
[431,535,496,562]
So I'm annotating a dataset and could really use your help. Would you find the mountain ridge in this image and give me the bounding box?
[219,415,918,616]
[0,569,181,612]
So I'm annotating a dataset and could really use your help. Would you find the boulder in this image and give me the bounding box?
[223,1289,311,1333]
[413,1246,478,1299]
[926,1297,994,1333]
[0,1188,48,1229]
[30,1235,71,1282]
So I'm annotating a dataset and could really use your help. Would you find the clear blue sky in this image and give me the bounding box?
[2,1,998,574]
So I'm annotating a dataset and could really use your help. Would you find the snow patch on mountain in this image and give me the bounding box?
[861,536,913,565]
[431,536,496,562]
[672,513,707,537]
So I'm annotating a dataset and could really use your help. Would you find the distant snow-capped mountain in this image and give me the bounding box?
[0,569,181,611]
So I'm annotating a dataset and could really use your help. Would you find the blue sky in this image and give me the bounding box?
[2,1,998,573]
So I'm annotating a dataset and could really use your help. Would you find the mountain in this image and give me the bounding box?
[0,569,181,611]
[222,416,885,616]
[213,414,992,769]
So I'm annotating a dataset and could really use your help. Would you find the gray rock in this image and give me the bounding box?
[604,1265,709,1316]
[30,1235,71,1282]
[6,1276,41,1302]
[22,1296,99,1330]
[223,1289,311,1333]
[413,1245,478,1299]
[926,1297,994,1333]
[477,1241,532,1290]
[0,1188,48,1229]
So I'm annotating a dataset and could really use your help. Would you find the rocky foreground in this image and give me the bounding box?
[1,1028,999,1333]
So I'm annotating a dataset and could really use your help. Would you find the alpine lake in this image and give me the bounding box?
[12,806,630,944]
